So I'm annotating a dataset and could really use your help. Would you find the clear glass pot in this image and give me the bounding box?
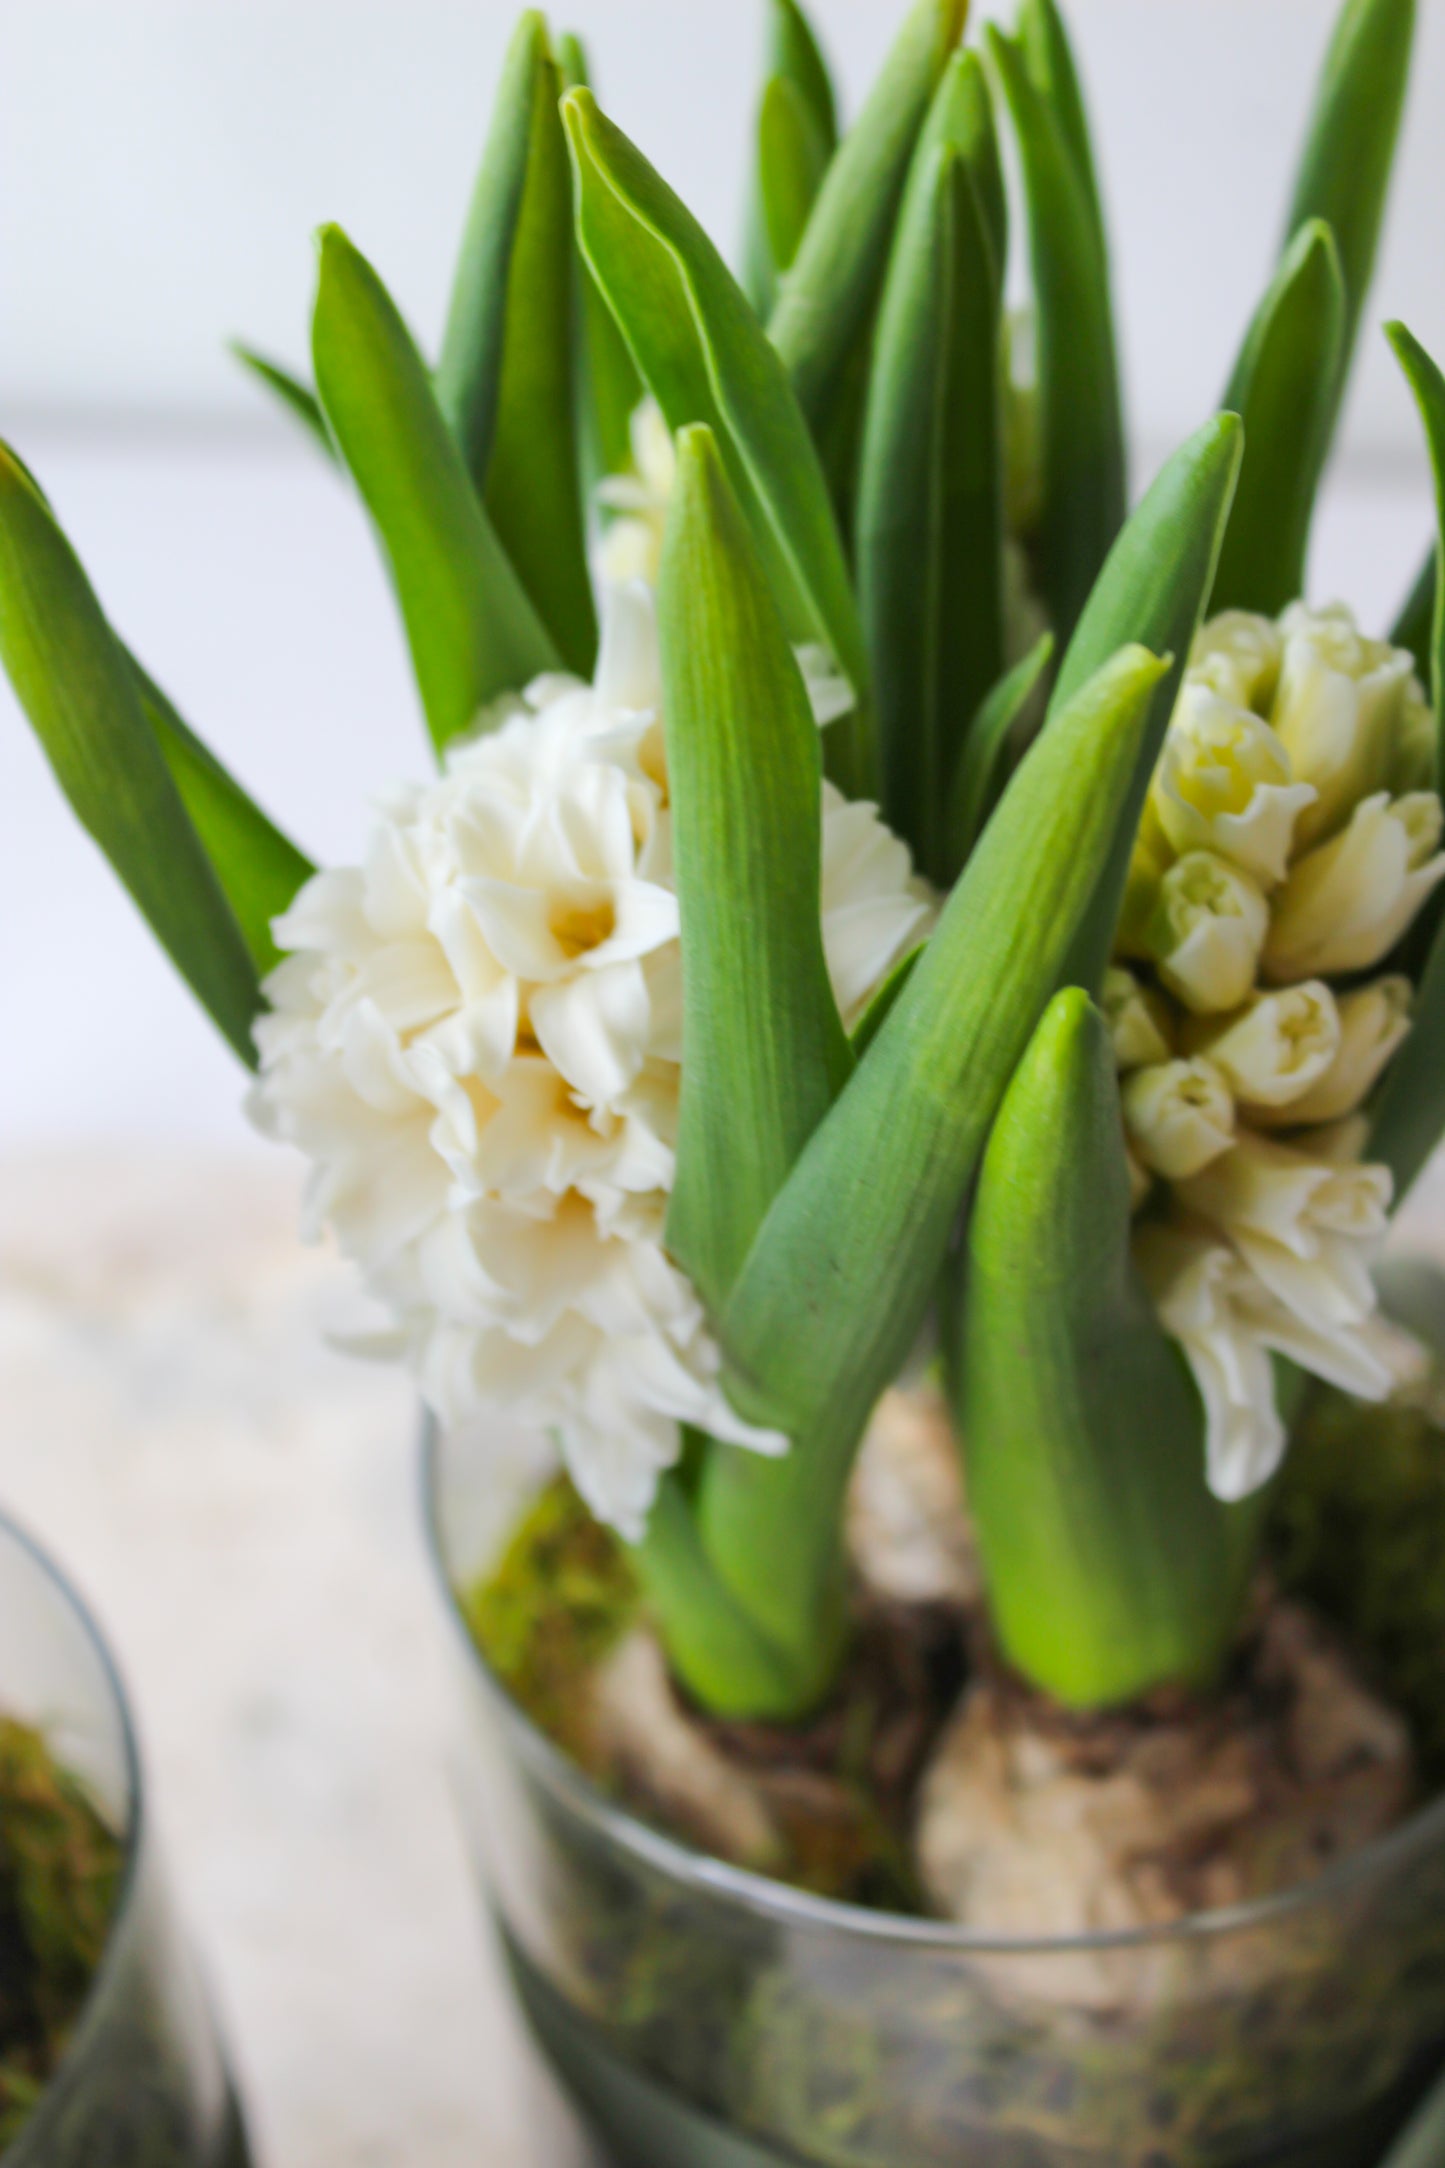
[0,1510,250,2167]
[427,1422,1445,2168]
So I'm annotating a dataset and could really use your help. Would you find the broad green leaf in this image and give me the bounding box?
[129,659,314,976]
[1016,0,1105,270]
[769,0,966,443]
[945,629,1054,873]
[1051,412,1244,991]
[436,13,595,673]
[858,66,1004,882]
[558,33,645,490]
[0,445,261,1063]
[959,988,1245,1706]
[988,25,1125,645]
[312,225,559,756]
[697,644,1168,1664]
[848,944,922,1059]
[563,88,874,798]
[1210,221,1346,617]
[1283,0,1416,414]
[1386,321,1445,777]
[230,343,337,461]
[1393,547,1437,692]
[743,0,839,318]
[661,426,852,1318]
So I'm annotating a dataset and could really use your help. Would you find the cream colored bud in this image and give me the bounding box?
[1306,1113,1371,1166]
[1102,965,1174,1070]
[1391,681,1438,795]
[1184,982,1341,1110]
[1122,1057,1235,1179]
[1271,603,1419,847]
[1146,850,1269,1013]
[1150,684,1315,885]
[1256,976,1412,1127]
[1264,791,1445,981]
[1126,1145,1153,1213]
[1188,611,1283,713]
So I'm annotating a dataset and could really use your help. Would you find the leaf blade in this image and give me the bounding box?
[743,0,839,318]
[945,629,1054,873]
[1211,221,1346,617]
[661,425,853,1317]
[230,343,337,461]
[312,224,559,756]
[558,33,646,490]
[0,445,262,1062]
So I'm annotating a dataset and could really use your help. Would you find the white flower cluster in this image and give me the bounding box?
[251,583,931,1538]
[1114,604,1443,1501]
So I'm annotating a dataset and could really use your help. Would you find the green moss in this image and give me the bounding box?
[1273,1382,1445,1785]
[0,1716,123,2149]
[463,1475,641,1771]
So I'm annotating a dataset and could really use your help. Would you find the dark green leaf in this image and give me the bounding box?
[0,445,261,1062]
[1283,0,1416,412]
[958,988,1245,1706]
[558,33,646,491]
[312,224,559,756]
[436,13,596,672]
[697,644,1168,1666]
[1016,0,1106,272]
[768,0,965,443]
[1386,320,1445,777]
[988,24,1126,645]
[1211,221,1346,616]
[563,87,874,797]
[1051,412,1244,991]
[128,659,314,977]
[1393,547,1437,693]
[848,943,922,1059]
[945,630,1054,873]
[661,426,852,1318]
[858,59,1005,881]
[743,0,839,318]
[229,343,337,461]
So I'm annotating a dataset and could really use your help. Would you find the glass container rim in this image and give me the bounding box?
[0,1505,145,2151]
[423,1417,1445,1958]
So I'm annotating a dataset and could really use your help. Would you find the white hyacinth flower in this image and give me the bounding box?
[252,581,933,1538]
[1146,850,1269,1013]
[1184,982,1340,1111]
[1256,975,1413,1128]
[1101,965,1174,1070]
[1121,1057,1235,1179]
[1271,602,1423,848]
[1146,683,1315,886]
[1187,611,1284,714]
[1135,1226,1287,1501]
[595,399,676,587]
[1264,789,1445,980]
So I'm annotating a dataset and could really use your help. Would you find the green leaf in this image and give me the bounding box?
[958,988,1246,1706]
[857,51,1007,883]
[1386,321,1445,778]
[562,87,874,798]
[1283,0,1416,414]
[1051,412,1245,991]
[0,445,262,1063]
[229,343,337,461]
[436,13,596,673]
[558,33,645,491]
[1393,547,1437,693]
[312,224,559,756]
[988,24,1126,645]
[128,659,314,977]
[1016,0,1106,269]
[768,0,966,443]
[660,426,853,1319]
[1211,221,1346,617]
[1370,902,1445,1205]
[848,944,922,1060]
[743,0,839,318]
[945,630,1054,873]
[697,644,1169,1672]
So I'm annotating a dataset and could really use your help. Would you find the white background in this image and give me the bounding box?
[1,0,1442,1147]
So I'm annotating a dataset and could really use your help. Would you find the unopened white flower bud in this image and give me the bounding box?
[1134,1225,1285,1500]
[1126,1145,1153,1213]
[1122,1057,1235,1179]
[1188,612,1283,713]
[1264,791,1445,981]
[1272,603,1420,847]
[1146,851,1269,1013]
[1149,684,1315,885]
[1102,965,1173,1070]
[1255,975,1412,1127]
[1184,982,1340,1110]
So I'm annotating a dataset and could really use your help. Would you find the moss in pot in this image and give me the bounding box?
[5,0,1445,2155]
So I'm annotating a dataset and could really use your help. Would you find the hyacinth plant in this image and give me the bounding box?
[2,0,1442,1732]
